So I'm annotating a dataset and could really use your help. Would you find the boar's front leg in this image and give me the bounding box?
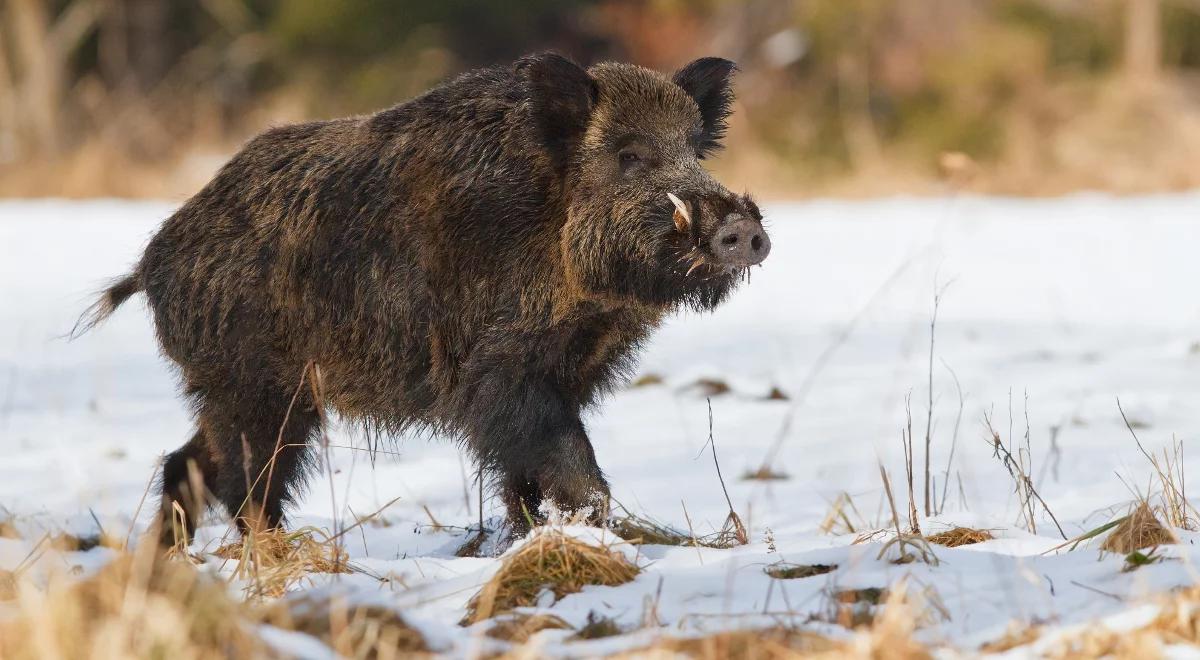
[465,373,610,535]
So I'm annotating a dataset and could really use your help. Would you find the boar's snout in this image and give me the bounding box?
[710,213,770,267]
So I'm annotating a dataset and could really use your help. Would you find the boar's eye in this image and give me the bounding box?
[617,148,647,173]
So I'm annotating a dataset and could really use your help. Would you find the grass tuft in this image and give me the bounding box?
[463,529,639,624]
[0,542,265,659]
[647,627,841,659]
[629,373,665,387]
[1099,502,1175,554]
[610,512,693,547]
[741,466,790,481]
[926,527,995,548]
[571,611,625,640]
[485,612,572,643]
[687,378,732,397]
[764,562,838,580]
[214,526,351,599]
[266,595,428,657]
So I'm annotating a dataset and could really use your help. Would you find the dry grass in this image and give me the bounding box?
[485,613,572,643]
[214,526,352,599]
[610,510,694,547]
[0,569,18,600]
[0,513,19,539]
[1119,401,1198,531]
[686,378,732,397]
[819,492,868,535]
[764,562,838,580]
[1099,502,1175,554]
[830,588,890,629]
[0,537,429,659]
[629,373,665,387]
[925,527,995,548]
[979,624,1041,653]
[620,583,934,659]
[764,387,789,401]
[264,595,429,658]
[0,542,267,660]
[741,466,790,481]
[610,508,745,550]
[984,403,1066,540]
[571,612,625,640]
[463,529,639,624]
[648,627,843,659]
[982,585,1200,658]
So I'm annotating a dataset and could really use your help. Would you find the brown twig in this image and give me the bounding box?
[984,411,1066,539]
[702,399,748,545]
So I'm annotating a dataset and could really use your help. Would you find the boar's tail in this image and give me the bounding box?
[69,271,143,340]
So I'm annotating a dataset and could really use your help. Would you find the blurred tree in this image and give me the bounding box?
[3,0,1200,196]
[1125,0,1162,85]
[267,0,616,114]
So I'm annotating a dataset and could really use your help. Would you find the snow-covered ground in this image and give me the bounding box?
[2,194,1199,656]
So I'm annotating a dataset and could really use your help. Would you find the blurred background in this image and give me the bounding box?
[2,0,1199,199]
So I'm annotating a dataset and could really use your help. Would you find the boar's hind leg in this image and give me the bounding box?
[468,376,610,535]
[157,430,217,547]
[197,381,319,537]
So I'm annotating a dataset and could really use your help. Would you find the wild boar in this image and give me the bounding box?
[75,52,770,546]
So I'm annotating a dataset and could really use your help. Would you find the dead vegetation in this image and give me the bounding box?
[610,510,695,547]
[683,377,732,397]
[0,542,267,660]
[1119,399,1198,531]
[642,627,842,659]
[925,527,995,548]
[485,612,572,643]
[984,396,1066,540]
[214,526,352,599]
[644,583,935,659]
[629,373,665,388]
[765,562,838,580]
[741,465,790,481]
[265,596,429,658]
[975,584,1200,658]
[571,611,625,640]
[463,529,639,625]
[979,624,1042,654]
[610,507,747,551]
[819,492,869,535]
[1099,502,1175,554]
[618,585,936,660]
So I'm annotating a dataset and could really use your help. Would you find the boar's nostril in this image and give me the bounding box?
[750,235,763,251]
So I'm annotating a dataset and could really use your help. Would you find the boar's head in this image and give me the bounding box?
[519,53,770,311]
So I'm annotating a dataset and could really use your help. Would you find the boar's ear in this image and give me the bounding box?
[517,52,598,164]
[672,57,737,158]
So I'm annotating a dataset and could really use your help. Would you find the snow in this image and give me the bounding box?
[2,194,1199,656]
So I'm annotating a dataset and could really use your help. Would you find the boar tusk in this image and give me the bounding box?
[667,192,691,234]
[685,257,705,277]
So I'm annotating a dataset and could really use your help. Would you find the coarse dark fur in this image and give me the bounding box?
[73,53,769,546]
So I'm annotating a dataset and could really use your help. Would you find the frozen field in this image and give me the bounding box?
[2,194,1199,656]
